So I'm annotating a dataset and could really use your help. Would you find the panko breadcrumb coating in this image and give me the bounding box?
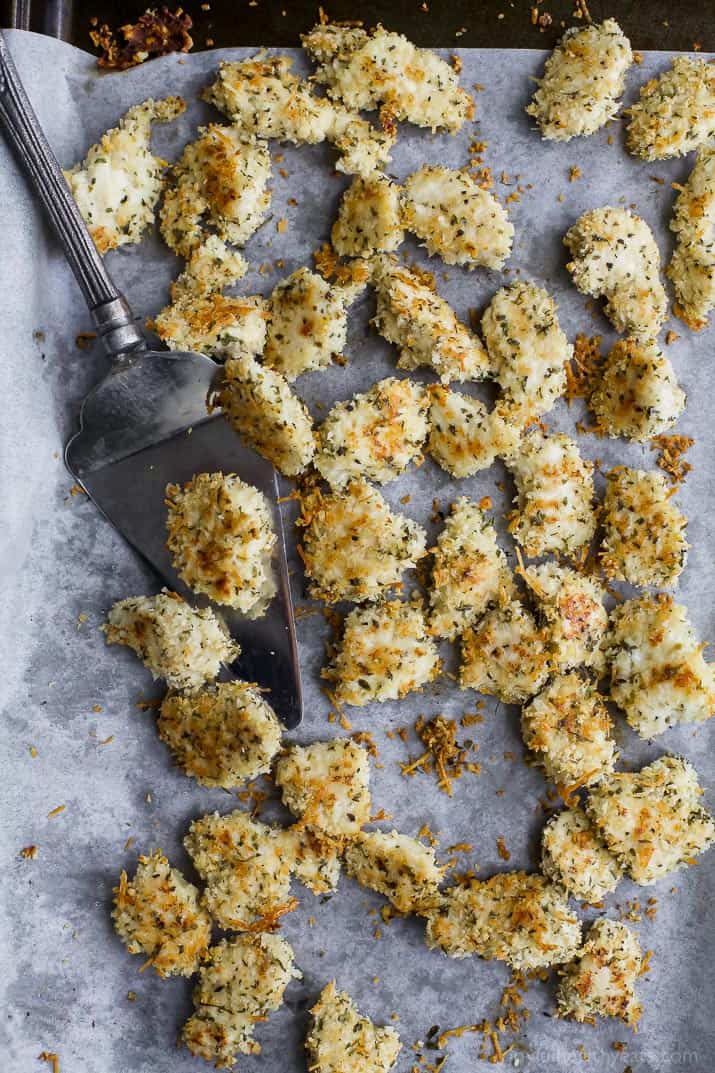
[482,280,571,417]
[424,872,581,969]
[169,235,248,299]
[564,206,667,338]
[64,96,185,254]
[344,829,443,912]
[541,807,623,903]
[322,598,441,707]
[460,599,550,704]
[403,166,513,269]
[315,377,428,487]
[372,258,492,383]
[521,674,617,791]
[626,56,715,160]
[159,125,271,258]
[302,23,472,133]
[306,981,402,1073]
[557,919,643,1026]
[202,54,394,177]
[184,933,300,1068]
[263,267,360,380]
[274,739,371,838]
[586,755,715,884]
[606,593,715,739]
[331,174,404,258]
[103,590,238,692]
[185,810,296,931]
[590,337,685,442]
[526,20,633,141]
[212,354,316,477]
[153,289,267,359]
[112,850,211,977]
[165,472,276,614]
[600,468,688,587]
[281,827,343,894]
[158,681,281,789]
[429,498,514,641]
[668,144,715,330]
[428,389,524,478]
[506,428,596,558]
[522,562,607,674]
[297,479,426,604]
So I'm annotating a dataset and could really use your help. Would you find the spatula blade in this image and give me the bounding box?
[66,350,302,728]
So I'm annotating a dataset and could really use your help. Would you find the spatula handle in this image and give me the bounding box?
[0,30,145,356]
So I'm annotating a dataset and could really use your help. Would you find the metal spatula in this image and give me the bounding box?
[0,31,302,727]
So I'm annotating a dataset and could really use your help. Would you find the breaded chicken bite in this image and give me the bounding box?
[203,54,393,176]
[564,207,667,337]
[331,174,404,258]
[165,472,276,615]
[482,280,571,417]
[297,480,427,603]
[429,498,514,641]
[274,739,371,837]
[168,235,248,299]
[315,377,428,487]
[103,590,239,691]
[112,850,211,977]
[153,289,267,359]
[371,258,492,383]
[322,598,441,707]
[668,144,715,330]
[306,981,402,1073]
[185,810,296,930]
[64,96,185,254]
[328,108,397,179]
[521,562,607,674]
[212,354,316,477]
[541,807,623,902]
[557,919,643,1026]
[590,337,685,441]
[280,827,343,894]
[403,166,513,270]
[506,428,597,558]
[204,54,335,142]
[424,872,581,969]
[159,126,271,258]
[526,20,633,140]
[184,933,300,1068]
[586,755,715,884]
[626,56,715,160]
[521,674,617,791]
[460,599,550,703]
[427,389,524,478]
[600,468,688,587]
[302,23,473,133]
[263,267,360,380]
[344,830,443,912]
[158,680,282,789]
[606,593,715,738]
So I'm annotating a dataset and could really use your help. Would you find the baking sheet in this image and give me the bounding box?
[1,29,714,1073]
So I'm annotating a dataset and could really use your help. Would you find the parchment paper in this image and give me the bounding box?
[1,29,714,1073]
